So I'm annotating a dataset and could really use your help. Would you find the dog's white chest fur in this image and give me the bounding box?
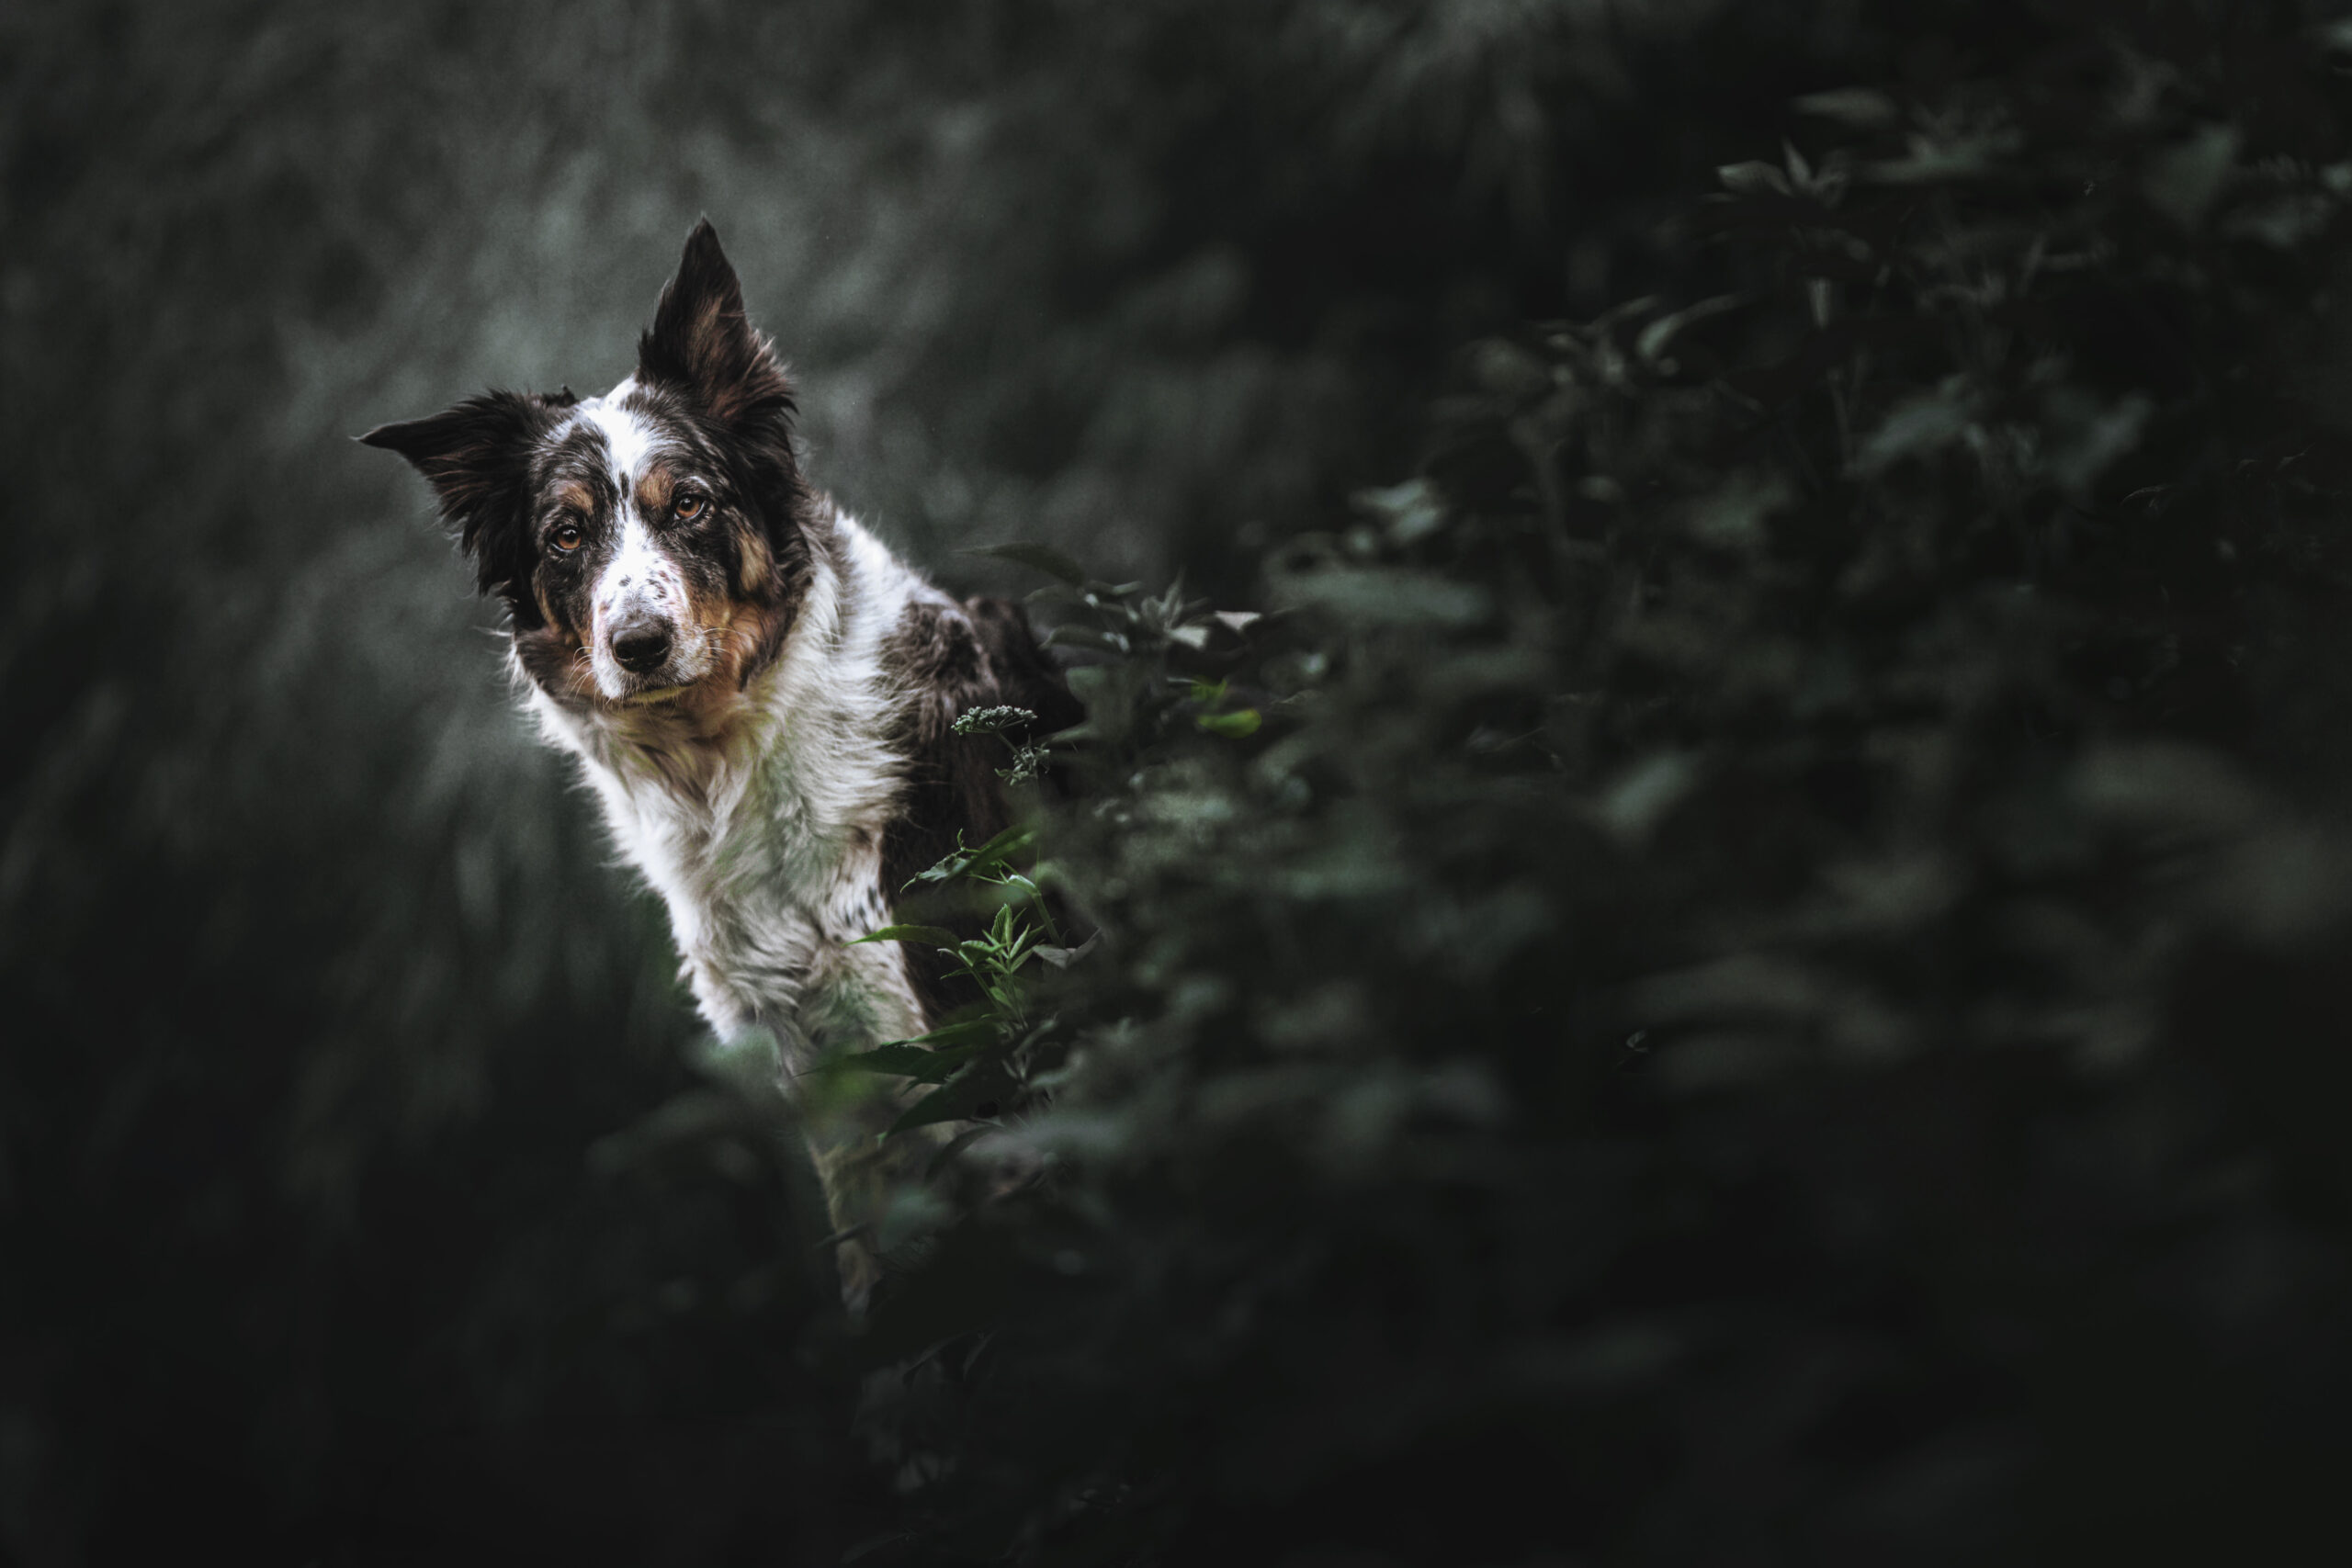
[527,507,940,1068]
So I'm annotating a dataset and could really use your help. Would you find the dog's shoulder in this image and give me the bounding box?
[879,593,1077,719]
[879,589,1077,821]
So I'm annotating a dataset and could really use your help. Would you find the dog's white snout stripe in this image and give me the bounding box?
[568,392,718,699]
[599,514,684,626]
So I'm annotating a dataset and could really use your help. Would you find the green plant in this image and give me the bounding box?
[966,542,1247,767]
[843,823,1070,1146]
[837,552,1270,1163]
[848,16,2352,1566]
[952,706,1053,785]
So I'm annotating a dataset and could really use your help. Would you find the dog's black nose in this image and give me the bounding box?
[611,618,673,673]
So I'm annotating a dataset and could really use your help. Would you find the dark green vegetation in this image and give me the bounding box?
[10,2,2352,1563]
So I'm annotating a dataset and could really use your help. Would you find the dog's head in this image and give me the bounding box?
[364,220,813,716]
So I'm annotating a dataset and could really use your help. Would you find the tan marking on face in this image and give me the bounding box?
[680,553,748,644]
[644,594,790,733]
[634,464,677,520]
[717,595,792,694]
[534,576,563,634]
[534,481,595,631]
[736,524,773,596]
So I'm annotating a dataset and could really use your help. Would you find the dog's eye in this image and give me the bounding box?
[673,489,707,522]
[551,521,583,553]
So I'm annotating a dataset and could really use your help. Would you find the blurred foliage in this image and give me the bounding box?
[10,0,2352,1564]
[850,6,2352,1564]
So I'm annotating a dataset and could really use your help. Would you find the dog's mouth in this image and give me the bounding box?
[617,682,690,706]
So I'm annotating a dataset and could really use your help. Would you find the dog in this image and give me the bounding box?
[363,219,1077,1304]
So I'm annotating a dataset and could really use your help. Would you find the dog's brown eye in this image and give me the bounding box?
[673,489,706,521]
[551,521,583,553]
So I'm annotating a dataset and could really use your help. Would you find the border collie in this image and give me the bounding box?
[363,220,1075,1304]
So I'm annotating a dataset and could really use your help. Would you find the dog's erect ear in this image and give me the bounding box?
[636,219,795,426]
[359,390,566,617]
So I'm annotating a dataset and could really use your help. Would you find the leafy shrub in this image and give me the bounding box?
[845,12,2352,1564]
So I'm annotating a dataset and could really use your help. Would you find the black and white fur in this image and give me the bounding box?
[363,220,1074,1300]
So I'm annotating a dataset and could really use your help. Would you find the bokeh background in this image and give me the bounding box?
[10,2,2352,1564]
[0,3,1831,1558]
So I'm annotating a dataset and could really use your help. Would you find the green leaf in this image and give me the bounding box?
[842,1043,937,1076]
[904,823,1037,888]
[1353,478,1447,545]
[1034,936,1098,970]
[1716,160,1791,197]
[1197,708,1262,738]
[1271,565,1492,628]
[887,1084,967,1137]
[1860,128,2017,186]
[1854,380,1977,476]
[924,1123,1000,1180]
[961,823,1038,877]
[2143,123,2241,230]
[1793,86,1898,127]
[1599,752,1699,843]
[886,1062,1017,1137]
[964,541,1086,585]
[1634,294,1748,367]
[1685,471,1792,551]
[1043,623,1130,654]
[899,1019,1009,1052]
[850,923,962,948]
[841,1042,989,1083]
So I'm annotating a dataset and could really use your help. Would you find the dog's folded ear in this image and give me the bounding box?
[359,391,566,615]
[637,219,796,427]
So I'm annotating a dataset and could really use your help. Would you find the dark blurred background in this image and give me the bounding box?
[10,2,2350,1564]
